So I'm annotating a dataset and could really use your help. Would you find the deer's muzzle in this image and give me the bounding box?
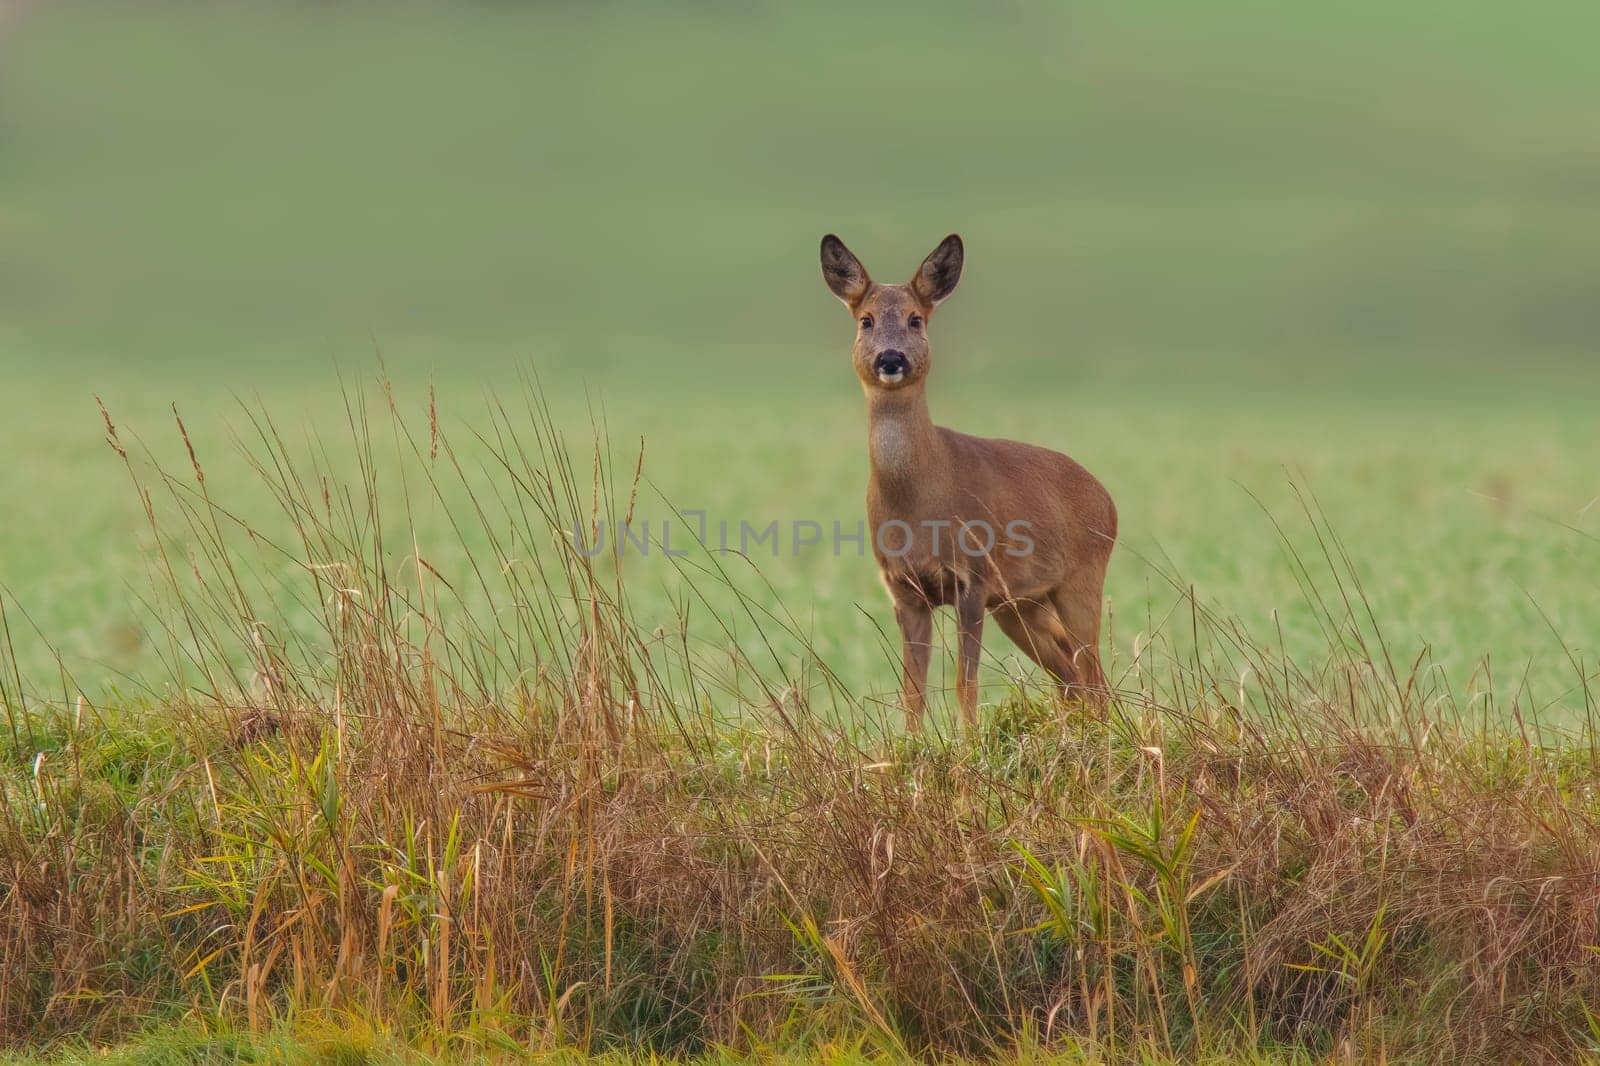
[873,350,909,384]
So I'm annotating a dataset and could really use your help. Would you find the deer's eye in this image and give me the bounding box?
[859,314,874,329]
[908,314,924,330]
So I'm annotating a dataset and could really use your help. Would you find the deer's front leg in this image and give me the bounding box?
[954,579,987,729]
[892,596,933,733]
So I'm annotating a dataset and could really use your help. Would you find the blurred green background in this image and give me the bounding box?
[1,0,1596,718]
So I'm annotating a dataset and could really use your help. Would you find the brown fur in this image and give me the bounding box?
[820,234,1117,731]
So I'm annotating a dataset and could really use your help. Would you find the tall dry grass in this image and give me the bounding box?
[2,379,1598,1063]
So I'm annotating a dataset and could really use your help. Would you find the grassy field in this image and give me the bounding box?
[2,1,1599,1062]
[1,1,1597,721]
[3,4,1600,713]
[2,399,1599,1062]
[6,377,1594,727]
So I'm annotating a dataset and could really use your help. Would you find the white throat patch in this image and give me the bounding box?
[870,418,914,473]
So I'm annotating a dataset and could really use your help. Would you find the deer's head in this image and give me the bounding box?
[820,234,963,392]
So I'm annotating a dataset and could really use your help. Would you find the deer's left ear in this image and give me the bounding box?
[911,234,963,307]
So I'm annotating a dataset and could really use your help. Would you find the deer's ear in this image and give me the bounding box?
[911,234,963,307]
[820,234,871,307]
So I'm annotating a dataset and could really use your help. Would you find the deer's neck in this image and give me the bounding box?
[865,389,941,498]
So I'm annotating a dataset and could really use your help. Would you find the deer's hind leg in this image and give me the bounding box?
[1050,573,1109,704]
[993,597,1082,696]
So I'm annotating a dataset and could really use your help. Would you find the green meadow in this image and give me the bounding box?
[2,0,1596,718]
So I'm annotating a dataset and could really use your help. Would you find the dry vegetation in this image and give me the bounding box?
[2,383,1598,1064]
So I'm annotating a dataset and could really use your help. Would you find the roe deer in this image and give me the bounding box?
[820,233,1117,731]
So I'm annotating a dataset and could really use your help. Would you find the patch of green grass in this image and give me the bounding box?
[0,1021,1320,1066]
[2,376,1594,723]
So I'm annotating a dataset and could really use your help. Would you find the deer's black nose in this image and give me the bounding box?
[873,350,908,379]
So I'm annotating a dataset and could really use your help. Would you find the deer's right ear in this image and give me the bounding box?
[820,234,870,308]
[911,234,963,307]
